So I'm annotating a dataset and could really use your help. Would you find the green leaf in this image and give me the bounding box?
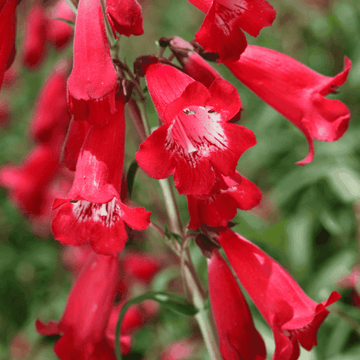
[126,160,139,198]
[54,18,75,27]
[115,292,198,360]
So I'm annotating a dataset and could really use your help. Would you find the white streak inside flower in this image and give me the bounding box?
[165,106,227,166]
[72,198,121,227]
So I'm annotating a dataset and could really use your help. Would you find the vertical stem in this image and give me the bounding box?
[130,78,221,360]
[186,269,221,360]
[158,178,184,236]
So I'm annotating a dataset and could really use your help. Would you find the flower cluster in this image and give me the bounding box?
[0,0,352,359]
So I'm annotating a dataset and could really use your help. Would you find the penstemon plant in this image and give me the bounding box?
[1,0,359,359]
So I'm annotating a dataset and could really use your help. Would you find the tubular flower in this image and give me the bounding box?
[0,143,61,216]
[208,249,266,360]
[30,61,70,143]
[217,228,341,360]
[136,62,256,196]
[224,46,351,164]
[67,0,118,126]
[0,0,17,90]
[168,37,221,88]
[187,0,276,62]
[22,4,48,69]
[36,252,130,359]
[106,0,143,37]
[187,172,262,230]
[52,95,151,255]
[121,252,161,283]
[47,0,75,50]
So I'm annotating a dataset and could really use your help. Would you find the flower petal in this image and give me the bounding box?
[67,0,118,125]
[193,0,276,62]
[225,46,351,164]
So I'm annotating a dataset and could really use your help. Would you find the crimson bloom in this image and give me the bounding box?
[187,172,261,229]
[36,252,130,359]
[52,95,150,255]
[208,249,266,360]
[67,0,118,126]
[136,62,256,196]
[22,4,48,69]
[30,61,70,143]
[217,228,341,360]
[121,252,161,283]
[0,0,17,90]
[187,0,276,62]
[47,0,75,50]
[225,45,351,164]
[106,0,143,37]
[0,143,61,216]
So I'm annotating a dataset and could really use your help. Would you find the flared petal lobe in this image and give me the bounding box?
[188,0,276,62]
[225,46,351,164]
[217,228,341,360]
[137,63,255,195]
[36,253,120,360]
[208,249,266,360]
[52,95,150,255]
[67,0,118,125]
[187,173,262,229]
[106,0,143,37]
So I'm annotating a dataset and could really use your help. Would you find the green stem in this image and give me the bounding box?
[131,74,221,360]
[184,266,222,360]
[158,178,184,237]
[65,0,77,14]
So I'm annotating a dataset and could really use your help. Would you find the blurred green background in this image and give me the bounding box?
[1,0,360,359]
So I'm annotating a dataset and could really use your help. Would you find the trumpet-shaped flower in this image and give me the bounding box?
[187,172,261,229]
[22,5,48,69]
[52,95,150,255]
[217,228,341,360]
[208,249,266,360]
[36,253,131,359]
[225,46,351,164]
[67,0,118,126]
[136,62,256,196]
[187,0,276,62]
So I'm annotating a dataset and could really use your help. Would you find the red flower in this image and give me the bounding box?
[121,252,161,283]
[168,37,221,88]
[30,61,70,143]
[208,249,266,360]
[22,5,48,69]
[67,0,118,126]
[106,0,143,37]
[47,0,75,50]
[187,172,261,229]
[225,46,351,164]
[187,0,276,62]
[136,62,256,195]
[0,0,17,90]
[36,252,130,359]
[0,143,61,216]
[217,228,341,360]
[52,95,150,255]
